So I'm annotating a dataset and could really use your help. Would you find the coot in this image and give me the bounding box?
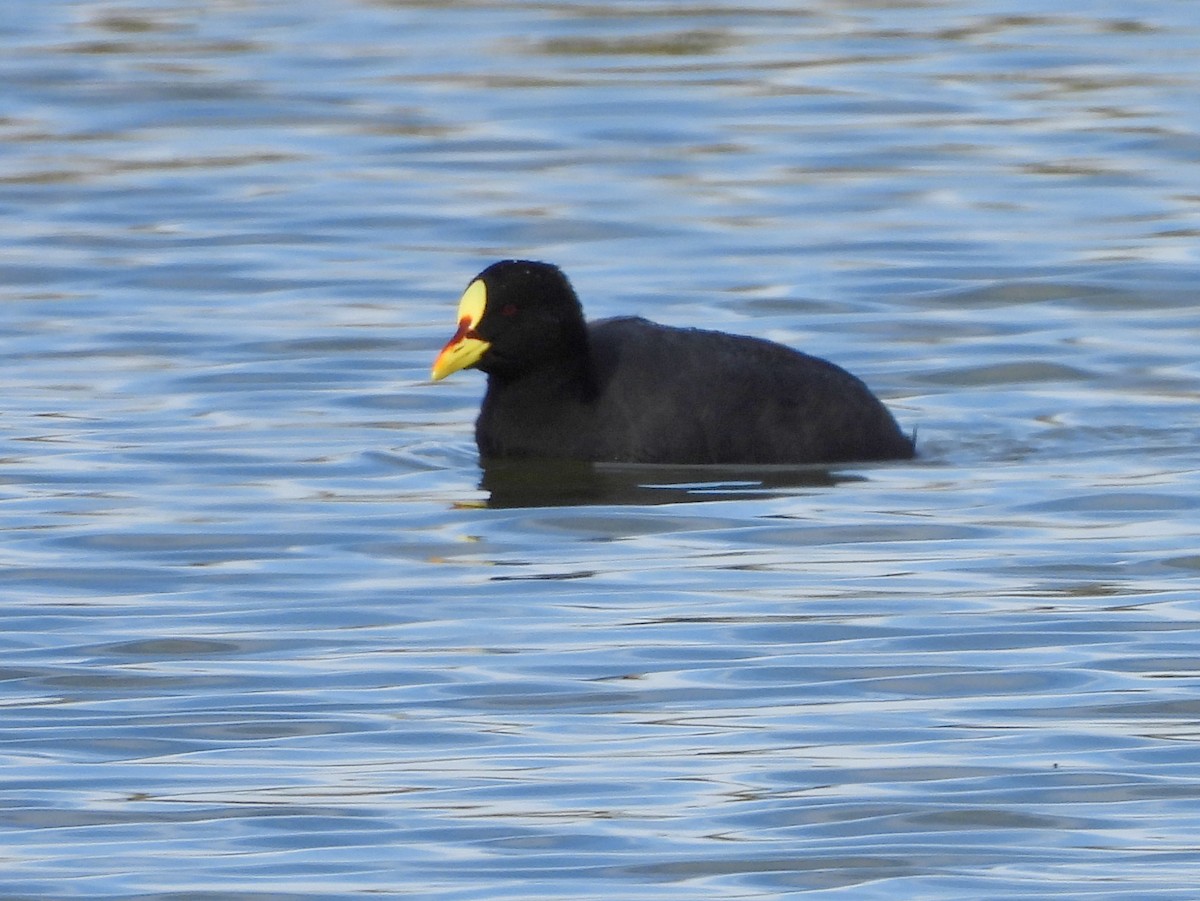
[432,260,915,465]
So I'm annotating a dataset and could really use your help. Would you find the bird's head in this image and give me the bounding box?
[431,260,587,381]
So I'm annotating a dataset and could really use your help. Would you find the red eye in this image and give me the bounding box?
[501,303,519,317]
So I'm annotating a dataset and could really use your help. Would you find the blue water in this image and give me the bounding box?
[3,1,1200,898]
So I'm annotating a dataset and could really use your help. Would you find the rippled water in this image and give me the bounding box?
[3,1,1200,899]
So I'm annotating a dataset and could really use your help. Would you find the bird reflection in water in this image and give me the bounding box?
[478,457,862,508]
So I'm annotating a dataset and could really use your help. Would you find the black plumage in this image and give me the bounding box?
[432,260,915,465]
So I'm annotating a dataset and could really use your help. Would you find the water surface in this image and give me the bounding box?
[2,1,1200,899]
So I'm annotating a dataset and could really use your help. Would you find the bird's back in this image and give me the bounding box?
[581,317,913,464]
